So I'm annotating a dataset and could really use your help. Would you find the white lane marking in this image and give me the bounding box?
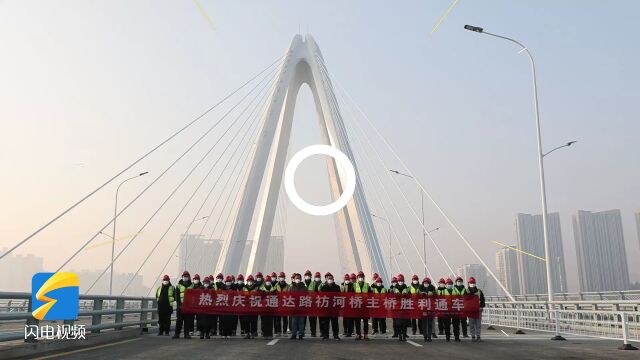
[406,339,423,347]
[500,330,509,337]
[267,338,280,346]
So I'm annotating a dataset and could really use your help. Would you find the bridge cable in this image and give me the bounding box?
[0,56,285,262]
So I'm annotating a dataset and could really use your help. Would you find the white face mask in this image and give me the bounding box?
[327,279,334,284]
[204,283,210,288]
[194,279,200,284]
[294,279,301,284]
[423,282,429,287]
[469,283,476,288]
[357,277,364,282]
[257,277,263,282]
[344,280,350,284]
[265,281,272,286]
[447,284,453,289]
[278,277,284,282]
[225,282,232,286]
[456,281,463,286]
[217,278,223,283]
[412,280,419,285]
[237,280,244,285]
[162,281,169,285]
[438,283,445,288]
[247,281,254,286]
[314,277,321,282]
[305,276,311,280]
[398,281,404,286]
[182,277,189,282]
[391,282,397,286]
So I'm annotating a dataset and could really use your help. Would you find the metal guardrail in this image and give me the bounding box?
[486,290,640,302]
[483,299,640,349]
[0,292,158,343]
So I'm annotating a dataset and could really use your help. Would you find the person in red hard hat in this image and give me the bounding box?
[436,278,447,337]
[467,277,485,342]
[274,272,289,336]
[389,276,399,337]
[341,273,355,337]
[371,276,387,335]
[437,278,455,341]
[419,276,437,341]
[155,274,174,336]
[353,271,372,340]
[304,271,322,337]
[392,274,409,341]
[319,273,341,340]
[234,274,245,336]
[173,270,194,339]
[453,276,468,340]
[219,275,235,339]
[409,274,421,335]
[240,275,259,339]
[259,275,277,340]
[191,274,206,339]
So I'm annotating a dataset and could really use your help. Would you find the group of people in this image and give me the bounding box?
[155,270,486,342]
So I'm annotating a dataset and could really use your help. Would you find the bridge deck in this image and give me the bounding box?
[23,327,637,360]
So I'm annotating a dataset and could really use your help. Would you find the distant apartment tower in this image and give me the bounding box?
[178,234,223,276]
[239,236,285,274]
[495,247,521,296]
[635,210,640,249]
[515,213,567,294]
[573,209,630,292]
[456,264,497,295]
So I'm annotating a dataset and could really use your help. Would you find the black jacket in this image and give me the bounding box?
[157,283,173,312]
[320,282,341,293]
[419,284,436,295]
[468,287,486,308]
[290,281,307,292]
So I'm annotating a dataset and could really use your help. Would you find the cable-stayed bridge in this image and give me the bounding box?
[0,35,638,358]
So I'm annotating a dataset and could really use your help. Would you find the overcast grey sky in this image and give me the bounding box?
[1,1,638,292]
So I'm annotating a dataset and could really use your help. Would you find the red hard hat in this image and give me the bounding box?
[279,272,286,278]
[256,272,263,277]
[439,278,445,284]
[246,275,254,281]
[375,277,382,284]
[162,274,170,281]
[455,276,463,282]
[208,274,214,280]
[237,274,244,281]
[397,274,405,281]
[372,272,379,279]
[412,274,419,281]
[265,275,272,282]
[324,272,332,278]
[423,277,432,284]
[314,272,321,277]
[392,276,398,282]
[203,277,211,284]
[271,272,277,278]
[344,274,350,280]
[230,275,235,281]
[446,278,453,285]
[357,271,365,277]
[182,271,190,277]
[305,270,312,276]
[193,274,200,280]
[350,273,357,280]
[468,277,476,284]
[216,273,224,279]
[225,275,233,282]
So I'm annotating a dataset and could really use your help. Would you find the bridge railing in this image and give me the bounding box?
[0,292,158,343]
[484,299,639,347]
[486,290,640,302]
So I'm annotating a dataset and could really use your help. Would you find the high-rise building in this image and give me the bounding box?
[456,264,497,295]
[496,247,521,296]
[635,210,640,250]
[515,213,567,294]
[239,236,285,274]
[573,209,630,292]
[0,249,44,292]
[178,234,223,276]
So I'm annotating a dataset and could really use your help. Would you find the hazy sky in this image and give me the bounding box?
[1,1,639,293]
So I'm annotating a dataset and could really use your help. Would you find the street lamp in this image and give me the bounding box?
[543,141,577,158]
[371,213,392,275]
[110,171,148,296]
[464,24,566,341]
[389,169,430,275]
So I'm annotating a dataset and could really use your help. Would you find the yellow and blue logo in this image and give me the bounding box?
[31,272,79,321]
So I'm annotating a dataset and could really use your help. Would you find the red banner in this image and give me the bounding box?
[182,290,479,318]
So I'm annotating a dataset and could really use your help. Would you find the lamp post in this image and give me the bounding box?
[464,24,568,340]
[110,171,148,296]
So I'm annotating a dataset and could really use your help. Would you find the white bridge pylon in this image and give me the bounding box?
[216,34,389,282]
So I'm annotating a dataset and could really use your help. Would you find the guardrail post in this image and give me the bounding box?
[140,299,149,332]
[25,297,38,343]
[115,299,125,330]
[151,299,158,326]
[486,307,495,330]
[618,312,638,350]
[91,299,103,334]
[515,305,525,334]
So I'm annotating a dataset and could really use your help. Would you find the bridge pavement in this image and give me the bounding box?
[21,327,637,360]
